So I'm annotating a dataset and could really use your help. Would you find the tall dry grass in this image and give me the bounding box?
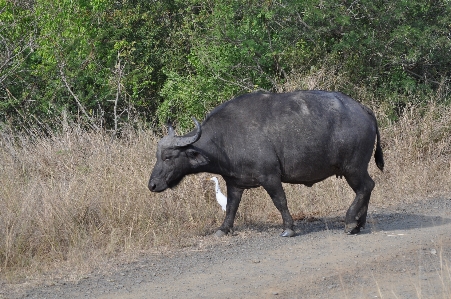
[1,98,451,280]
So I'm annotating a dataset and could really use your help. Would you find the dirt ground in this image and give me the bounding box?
[3,196,451,299]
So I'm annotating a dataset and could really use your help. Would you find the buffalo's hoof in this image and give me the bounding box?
[280,229,295,237]
[215,230,227,237]
[344,223,361,235]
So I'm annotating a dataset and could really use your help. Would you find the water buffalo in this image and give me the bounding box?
[148,91,384,237]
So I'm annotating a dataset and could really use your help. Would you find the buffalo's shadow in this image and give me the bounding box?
[295,212,451,236]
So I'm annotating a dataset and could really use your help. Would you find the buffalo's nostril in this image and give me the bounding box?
[149,182,157,191]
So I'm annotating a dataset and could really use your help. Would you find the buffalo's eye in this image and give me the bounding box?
[163,156,171,161]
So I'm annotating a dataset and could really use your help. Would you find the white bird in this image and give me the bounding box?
[209,177,227,211]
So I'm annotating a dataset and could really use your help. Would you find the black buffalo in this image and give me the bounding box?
[148,91,384,237]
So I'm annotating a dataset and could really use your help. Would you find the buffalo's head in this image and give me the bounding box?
[148,118,209,192]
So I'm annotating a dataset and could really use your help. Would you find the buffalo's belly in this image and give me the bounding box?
[280,165,337,184]
[277,146,340,178]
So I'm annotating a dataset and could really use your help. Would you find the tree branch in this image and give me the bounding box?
[59,63,99,131]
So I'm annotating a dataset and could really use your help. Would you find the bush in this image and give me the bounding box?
[2,0,451,131]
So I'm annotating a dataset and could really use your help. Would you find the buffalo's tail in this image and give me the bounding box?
[374,125,384,171]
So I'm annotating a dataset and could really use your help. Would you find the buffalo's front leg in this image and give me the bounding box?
[215,184,244,237]
[262,179,295,237]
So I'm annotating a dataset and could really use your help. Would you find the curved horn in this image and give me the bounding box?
[167,117,201,148]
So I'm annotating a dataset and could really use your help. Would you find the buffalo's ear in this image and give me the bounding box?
[185,149,209,168]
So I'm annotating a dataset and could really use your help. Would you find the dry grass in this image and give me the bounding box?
[1,97,451,282]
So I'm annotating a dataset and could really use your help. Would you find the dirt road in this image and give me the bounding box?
[4,197,451,299]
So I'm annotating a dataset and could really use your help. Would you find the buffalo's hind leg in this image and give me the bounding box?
[344,170,375,234]
[262,179,295,237]
[215,183,244,237]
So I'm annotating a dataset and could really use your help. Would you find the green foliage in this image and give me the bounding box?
[1,0,451,131]
[0,0,37,118]
[158,0,324,129]
[158,70,236,131]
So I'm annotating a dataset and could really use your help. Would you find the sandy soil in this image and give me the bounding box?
[3,197,451,299]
